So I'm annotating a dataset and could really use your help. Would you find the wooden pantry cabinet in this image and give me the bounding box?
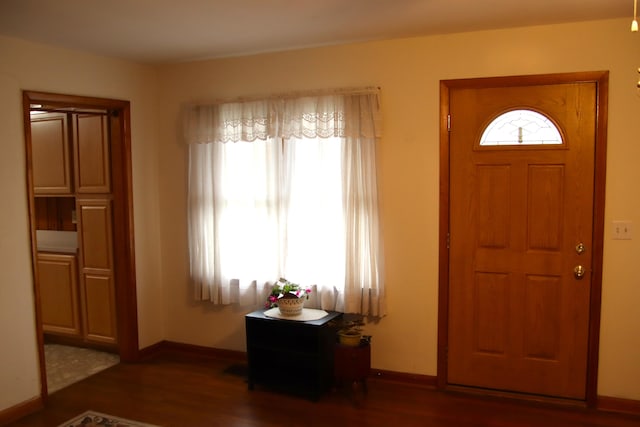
[31,111,117,347]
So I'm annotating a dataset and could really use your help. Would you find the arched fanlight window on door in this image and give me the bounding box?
[479,109,563,146]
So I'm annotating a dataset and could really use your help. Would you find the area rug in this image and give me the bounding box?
[57,411,159,427]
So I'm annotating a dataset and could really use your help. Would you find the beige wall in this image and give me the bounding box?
[1,17,639,414]
[156,18,640,400]
[0,36,164,411]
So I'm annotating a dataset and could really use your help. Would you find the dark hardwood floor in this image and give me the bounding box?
[7,352,640,427]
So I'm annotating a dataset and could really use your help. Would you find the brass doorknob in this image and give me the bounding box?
[574,265,586,279]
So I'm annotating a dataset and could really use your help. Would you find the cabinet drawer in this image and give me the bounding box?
[247,320,320,351]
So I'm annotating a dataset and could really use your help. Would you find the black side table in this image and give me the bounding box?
[245,310,342,400]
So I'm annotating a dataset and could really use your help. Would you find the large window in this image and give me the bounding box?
[184,89,385,316]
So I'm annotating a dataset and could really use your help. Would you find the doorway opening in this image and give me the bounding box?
[22,91,139,398]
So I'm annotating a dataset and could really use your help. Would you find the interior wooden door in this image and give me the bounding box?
[447,81,597,399]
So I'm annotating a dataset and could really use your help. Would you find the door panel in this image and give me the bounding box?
[447,82,596,399]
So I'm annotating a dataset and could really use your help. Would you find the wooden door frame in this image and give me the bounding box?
[437,71,609,407]
[22,91,140,399]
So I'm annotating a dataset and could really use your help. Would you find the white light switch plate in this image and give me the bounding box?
[612,221,633,240]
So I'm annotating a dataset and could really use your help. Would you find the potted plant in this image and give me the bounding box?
[336,315,368,347]
[265,278,311,316]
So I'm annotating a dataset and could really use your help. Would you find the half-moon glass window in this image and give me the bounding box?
[479,109,563,146]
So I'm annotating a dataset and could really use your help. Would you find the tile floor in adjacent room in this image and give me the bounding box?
[44,344,120,393]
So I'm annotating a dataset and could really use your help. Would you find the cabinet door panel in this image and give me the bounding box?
[82,273,117,344]
[77,198,117,344]
[74,114,111,193]
[77,200,113,270]
[31,113,72,195]
[37,253,80,336]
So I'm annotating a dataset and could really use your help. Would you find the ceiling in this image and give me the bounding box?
[0,0,632,64]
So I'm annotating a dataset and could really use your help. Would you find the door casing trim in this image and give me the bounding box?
[437,71,609,407]
[22,90,140,400]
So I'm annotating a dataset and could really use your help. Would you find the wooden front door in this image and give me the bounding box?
[443,73,607,400]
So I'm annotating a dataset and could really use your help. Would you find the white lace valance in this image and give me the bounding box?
[183,88,381,144]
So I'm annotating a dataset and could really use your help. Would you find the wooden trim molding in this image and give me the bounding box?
[142,341,437,388]
[0,396,43,426]
[597,396,640,417]
[371,369,437,389]
[437,80,451,390]
[21,92,48,399]
[585,72,609,408]
[140,340,247,363]
[137,341,166,361]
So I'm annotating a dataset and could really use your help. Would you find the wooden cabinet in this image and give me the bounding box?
[31,112,111,195]
[31,113,73,195]
[334,343,371,394]
[245,310,342,400]
[31,110,117,348]
[77,198,117,344]
[37,253,81,337]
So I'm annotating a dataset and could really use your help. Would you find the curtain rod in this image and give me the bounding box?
[190,86,381,107]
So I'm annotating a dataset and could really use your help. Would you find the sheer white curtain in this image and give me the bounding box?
[184,89,385,316]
